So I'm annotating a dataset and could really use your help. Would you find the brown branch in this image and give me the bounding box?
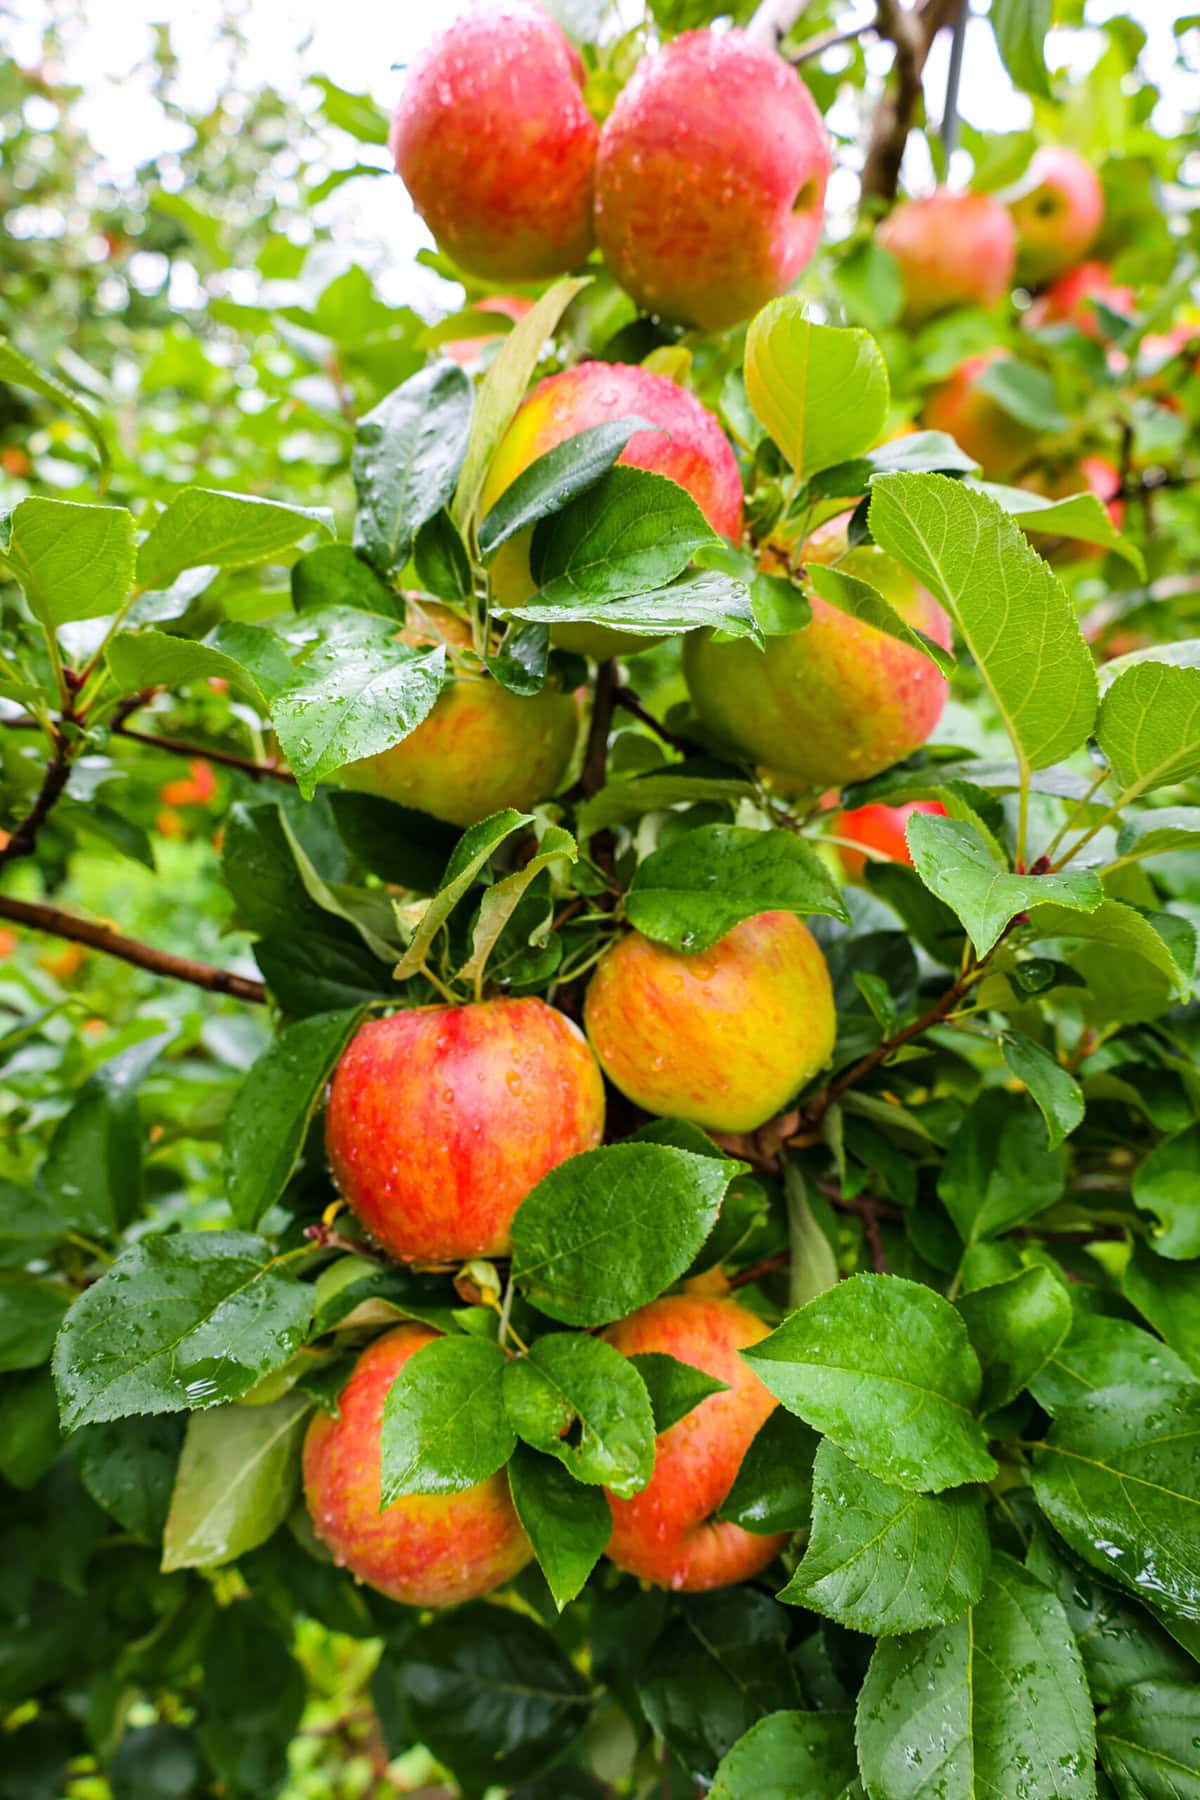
[728,1250,791,1289]
[0,894,268,1003]
[613,685,703,758]
[113,723,295,783]
[581,659,619,798]
[799,971,974,1130]
[860,0,962,207]
[0,729,73,871]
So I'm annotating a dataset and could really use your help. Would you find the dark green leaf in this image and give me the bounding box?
[1002,1033,1086,1149]
[413,508,472,603]
[507,1445,611,1610]
[529,465,717,603]
[1099,1681,1200,1799]
[200,1603,304,1797]
[1125,1251,1200,1374]
[957,1265,1072,1410]
[1028,1533,1199,1704]
[0,1275,71,1373]
[508,567,760,640]
[379,1334,513,1501]
[939,1089,1067,1243]
[41,1032,168,1236]
[0,1185,65,1265]
[478,416,656,558]
[626,823,848,952]
[811,430,980,498]
[73,1413,183,1540]
[351,361,472,575]
[109,1725,203,1800]
[502,1333,655,1496]
[0,1370,62,1489]
[716,1406,818,1536]
[711,1710,863,1800]
[1030,1314,1198,1414]
[291,542,401,616]
[272,638,445,800]
[632,1351,729,1435]
[907,814,1102,958]
[1133,1124,1200,1260]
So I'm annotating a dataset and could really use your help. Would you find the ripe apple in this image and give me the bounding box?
[683,532,951,790]
[326,999,605,1264]
[1024,260,1135,340]
[304,1325,531,1606]
[337,603,578,827]
[445,295,533,369]
[389,2,598,282]
[877,190,1016,323]
[834,800,948,882]
[583,911,835,1133]
[593,29,831,330]
[1007,147,1104,287]
[481,362,743,658]
[602,1295,787,1591]
[922,349,1040,480]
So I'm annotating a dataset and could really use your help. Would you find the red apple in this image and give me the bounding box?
[922,349,1041,481]
[1008,147,1104,287]
[1024,260,1134,340]
[304,1325,531,1606]
[834,801,948,882]
[602,1296,787,1591]
[326,999,606,1264]
[445,295,533,368]
[583,912,835,1133]
[593,29,831,330]
[877,190,1016,323]
[390,2,598,281]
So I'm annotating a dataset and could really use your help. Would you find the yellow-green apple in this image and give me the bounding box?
[481,362,743,658]
[445,294,533,368]
[583,911,834,1132]
[834,800,947,883]
[338,604,578,827]
[1007,147,1104,287]
[877,190,1016,323]
[601,1296,787,1591]
[922,348,1040,480]
[304,1325,531,1605]
[1024,260,1134,339]
[389,2,597,281]
[593,29,831,330]
[326,1000,605,1264]
[683,529,952,790]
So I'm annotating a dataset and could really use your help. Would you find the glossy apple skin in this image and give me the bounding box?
[482,362,743,658]
[338,604,578,827]
[602,1296,787,1591]
[1025,260,1135,340]
[389,2,597,282]
[878,190,1016,323]
[922,349,1040,481]
[593,29,830,331]
[835,801,947,882]
[445,295,533,369]
[683,542,952,790]
[304,1326,531,1606]
[584,912,834,1133]
[326,1000,606,1264]
[1009,147,1104,286]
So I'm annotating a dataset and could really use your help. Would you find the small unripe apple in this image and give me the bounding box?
[390,2,598,281]
[593,29,831,331]
[481,362,743,659]
[1008,147,1104,287]
[584,911,834,1133]
[327,999,606,1264]
[922,349,1040,481]
[304,1325,531,1606]
[602,1295,787,1592]
[445,295,533,369]
[877,190,1016,323]
[1025,260,1134,340]
[338,604,578,827]
[834,800,947,883]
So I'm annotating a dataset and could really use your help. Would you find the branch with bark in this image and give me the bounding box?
[860,0,964,206]
[0,894,268,1004]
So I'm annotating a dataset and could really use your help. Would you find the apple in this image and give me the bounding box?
[445,295,533,369]
[583,911,834,1133]
[602,1295,787,1591]
[593,29,831,331]
[338,603,578,827]
[481,361,743,658]
[326,999,606,1264]
[389,2,598,282]
[834,800,948,883]
[877,190,1016,323]
[1007,147,1104,287]
[304,1325,531,1606]
[922,349,1040,480]
[683,531,951,790]
[1024,260,1135,340]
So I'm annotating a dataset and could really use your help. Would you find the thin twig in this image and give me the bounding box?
[581,659,619,798]
[0,729,73,871]
[0,894,268,1003]
[113,723,295,783]
[612,685,701,757]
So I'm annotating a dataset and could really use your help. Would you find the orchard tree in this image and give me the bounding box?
[2,2,1200,1798]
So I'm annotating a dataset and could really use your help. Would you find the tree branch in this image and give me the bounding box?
[0,894,268,1003]
[0,729,73,872]
[860,0,962,207]
[112,723,295,783]
[580,659,619,799]
[612,685,701,758]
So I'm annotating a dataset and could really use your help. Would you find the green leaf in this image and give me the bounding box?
[1133,1125,1200,1261]
[508,567,760,640]
[327,789,456,893]
[980,482,1144,575]
[711,1710,864,1800]
[309,1254,460,1337]
[1026,897,1193,1000]
[1028,1534,1200,1704]
[0,1185,64,1266]
[529,464,717,604]
[743,1274,996,1493]
[351,361,472,576]
[452,275,591,531]
[1,497,134,626]
[779,1439,990,1634]
[225,1008,363,1230]
[107,628,274,709]
[52,1232,315,1430]
[478,416,656,558]
[1033,1383,1200,1624]
[413,509,472,604]
[990,0,1053,97]
[392,807,531,980]
[1116,807,1200,863]
[1099,1682,1200,1799]
[856,1553,1096,1800]
[507,1445,611,1610]
[975,356,1066,430]
[311,76,389,143]
[1125,1251,1200,1375]
[743,300,889,481]
[907,813,1102,957]
[291,542,402,617]
[41,1033,169,1236]
[161,1392,309,1571]
[632,1352,729,1435]
[272,639,445,800]
[200,1603,304,1798]
[716,1408,818,1536]
[626,823,848,952]
[0,1370,63,1489]
[503,1333,655,1496]
[0,334,112,482]
[1097,659,1200,798]
[785,1164,840,1307]
[73,1414,182,1541]
[957,1266,1072,1411]
[379,1334,513,1501]
[870,474,1098,775]
[510,1143,739,1327]
[1001,1033,1086,1149]
[807,564,956,676]
[455,825,576,994]
[136,488,332,591]
[275,809,404,964]
[810,430,980,498]
[939,1089,1067,1243]
[0,1275,71,1373]
[1031,1314,1198,1414]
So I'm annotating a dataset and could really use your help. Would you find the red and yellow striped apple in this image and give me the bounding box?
[878,190,1016,323]
[834,800,948,882]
